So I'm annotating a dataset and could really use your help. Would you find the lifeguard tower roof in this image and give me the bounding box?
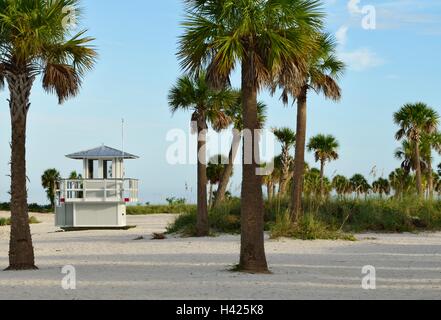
[66,145,139,160]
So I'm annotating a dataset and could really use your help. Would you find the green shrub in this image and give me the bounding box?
[0,216,41,227]
[167,197,441,237]
[127,204,196,215]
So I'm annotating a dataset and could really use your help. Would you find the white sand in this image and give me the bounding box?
[0,211,441,300]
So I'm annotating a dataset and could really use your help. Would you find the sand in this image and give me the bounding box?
[0,211,440,300]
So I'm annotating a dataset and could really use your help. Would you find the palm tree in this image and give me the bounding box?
[372,178,391,198]
[213,95,267,207]
[41,169,61,210]
[285,34,345,221]
[273,127,296,195]
[394,103,440,196]
[0,0,96,270]
[168,72,234,236]
[207,154,229,207]
[307,134,339,197]
[389,168,414,199]
[394,140,428,176]
[420,133,441,198]
[350,174,370,199]
[178,0,324,273]
[332,175,350,199]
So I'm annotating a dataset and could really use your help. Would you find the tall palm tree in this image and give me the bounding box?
[284,34,345,221]
[307,134,339,197]
[273,127,296,195]
[350,174,370,199]
[332,175,350,199]
[0,0,96,270]
[372,178,391,198]
[178,0,324,273]
[394,103,440,196]
[420,133,441,198]
[207,154,229,207]
[168,72,234,237]
[213,95,267,207]
[41,169,61,210]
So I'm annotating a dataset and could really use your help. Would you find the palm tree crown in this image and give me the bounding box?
[0,0,96,102]
[394,103,439,142]
[307,134,339,163]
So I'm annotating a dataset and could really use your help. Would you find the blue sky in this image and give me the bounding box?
[0,0,440,204]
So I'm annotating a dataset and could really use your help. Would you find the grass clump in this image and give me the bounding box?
[270,211,356,241]
[127,204,196,215]
[0,216,41,227]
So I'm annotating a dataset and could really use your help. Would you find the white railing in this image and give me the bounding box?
[56,179,139,204]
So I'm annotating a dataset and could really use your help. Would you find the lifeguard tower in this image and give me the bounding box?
[55,145,139,230]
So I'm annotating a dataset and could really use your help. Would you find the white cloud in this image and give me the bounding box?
[339,48,384,71]
[336,25,349,46]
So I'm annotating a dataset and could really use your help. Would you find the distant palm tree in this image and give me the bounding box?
[168,72,234,236]
[394,103,440,196]
[207,155,229,207]
[69,171,83,180]
[307,134,339,197]
[372,178,391,198]
[394,140,428,175]
[304,168,330,198]
[273,128,296,195]
[284,34,345,221]
[420,133,441,198]
[0,0,97,270]
[41,169,61,210]
[213,94,267,207]
[350,174,371,199]
[178,0,324,273]
[332,175,350,199]
[389,168,415,199]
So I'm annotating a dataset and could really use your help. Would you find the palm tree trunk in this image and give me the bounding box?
[320,160,325,198]
[196,116,209,236]
[213,129,241,207]
[6,72,37,270]
[279,148,289,195]
[428,157,434,199]
[239,52,268,273]
[208,183,213,208]
[415,141,424,196]
[267,181,273,200]
[290,86,308,222]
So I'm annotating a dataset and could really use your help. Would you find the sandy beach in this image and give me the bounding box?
[0,211,440,300]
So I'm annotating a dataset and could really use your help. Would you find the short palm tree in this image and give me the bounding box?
[284,34,345,221]
[332,175,350,199]
[307,134,339,197]
[394,140,428,175]
[0,0,96,270]
[389,168,415,198]
[41,169,61,210]
[168,72,235,236]
[178,0,324,273]
[207,154,229,207]
[213,93,267,207]
[394,103,440,196]
[420,133,441,197]
[372,178,391,198]
[350,174,371,199]
[273,127,296,195]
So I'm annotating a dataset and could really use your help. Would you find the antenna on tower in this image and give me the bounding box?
[122,118,125,179]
